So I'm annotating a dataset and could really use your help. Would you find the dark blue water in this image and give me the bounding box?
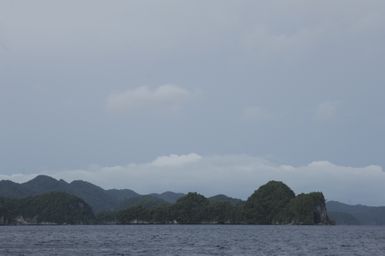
[0,225,384,255]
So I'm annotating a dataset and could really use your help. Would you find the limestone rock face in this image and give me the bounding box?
[286,192,333,225]
[315,202,331,225]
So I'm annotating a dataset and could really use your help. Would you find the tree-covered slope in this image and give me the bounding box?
[1,176,334,225]
[22,175,68,195]
[117,181,333,225]
[244,181,296,224]
[0,176,118,212]
[0,176,139,213]
[0,192,95,225]
[149,191,185,204]
[68,180,118,212]
[0,176,184,213]
[0,180,32,198]
[282,192,331,225]
[209,194,244,206]
[106,189,139,202]
[327,201,385,225]
[119,195,170,209]
[327,211,360,225]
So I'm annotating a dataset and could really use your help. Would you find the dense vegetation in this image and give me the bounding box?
[244,181,295,224]
[328,211,360,225]
[327,201,385,225]
[113,181,332,225]
[108,193,244,224]
[0,176,334,225]
[0,175,183,213]
[0,192,95,225]
[282,192,330,225]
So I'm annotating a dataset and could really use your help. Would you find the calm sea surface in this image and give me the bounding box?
[0,225,384,256]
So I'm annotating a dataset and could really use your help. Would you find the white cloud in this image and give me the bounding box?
[151,153,202,167]
[106,85,191,113]
[315,101,339,121]
[241,106,271,121]
[1,154,385,206]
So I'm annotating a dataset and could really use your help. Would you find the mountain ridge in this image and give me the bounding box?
[0,176,185,213]
[327,201,385,225]
[2,175,383,225]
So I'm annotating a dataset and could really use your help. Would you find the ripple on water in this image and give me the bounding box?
[0,225,385,256]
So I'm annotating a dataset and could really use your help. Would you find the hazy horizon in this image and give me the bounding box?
[1,1,385,206]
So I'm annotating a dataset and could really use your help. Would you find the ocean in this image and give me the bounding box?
[0,225,384,255]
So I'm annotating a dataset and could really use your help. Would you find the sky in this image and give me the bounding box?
[1,0,385,205]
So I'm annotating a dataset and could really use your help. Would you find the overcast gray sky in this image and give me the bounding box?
[1,0,385,205]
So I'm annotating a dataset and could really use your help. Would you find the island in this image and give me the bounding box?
[0,176,333,225]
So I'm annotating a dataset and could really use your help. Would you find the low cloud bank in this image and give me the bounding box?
[1,154,384,206]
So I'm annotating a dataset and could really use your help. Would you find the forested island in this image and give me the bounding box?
[0,176,333,225]
[111,181,332,225]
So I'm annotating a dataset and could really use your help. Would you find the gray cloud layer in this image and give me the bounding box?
[106,85,191,113]
[1,1,385,204]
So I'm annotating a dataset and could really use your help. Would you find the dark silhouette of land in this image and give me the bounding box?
[0,176,335,225]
